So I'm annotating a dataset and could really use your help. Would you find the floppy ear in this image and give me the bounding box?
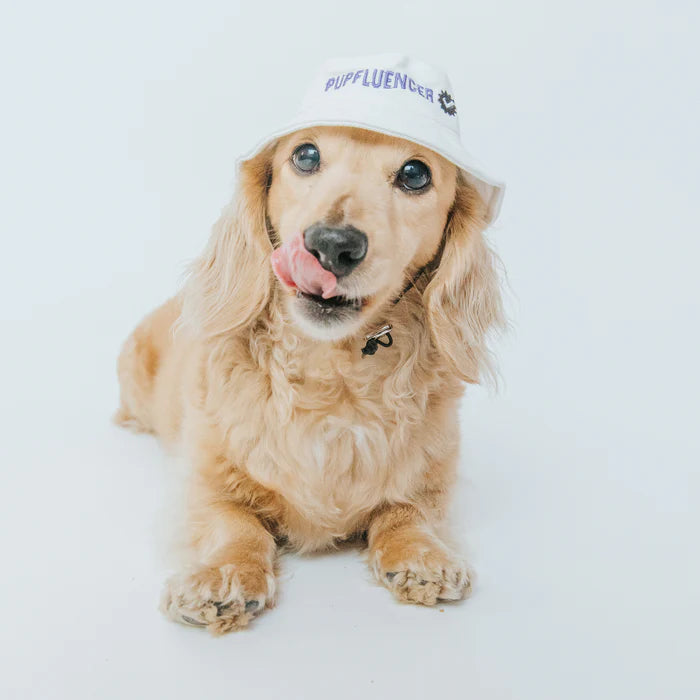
[181,146,276,337]
[424,175,505,384]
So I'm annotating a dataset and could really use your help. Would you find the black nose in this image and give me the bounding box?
[303,224,368,278]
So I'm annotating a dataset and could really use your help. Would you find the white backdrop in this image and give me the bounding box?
[1,2,698,699]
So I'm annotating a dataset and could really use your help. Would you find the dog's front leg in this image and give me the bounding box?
[161,493,277,635]
[367,502,472,605]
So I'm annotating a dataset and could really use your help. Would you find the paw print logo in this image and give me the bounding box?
[438,90,457,116]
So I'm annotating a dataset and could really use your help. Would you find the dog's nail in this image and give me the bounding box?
[245,600,260,612]
[214,602,232,616]
[386,571,397,581]
[181,615,206,627]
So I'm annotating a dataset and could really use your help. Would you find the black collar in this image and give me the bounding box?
[360,259,437,357]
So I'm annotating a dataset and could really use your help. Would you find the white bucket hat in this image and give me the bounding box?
[240,53,504,224]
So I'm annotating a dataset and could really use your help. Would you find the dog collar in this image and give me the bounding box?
[359,236,446,358]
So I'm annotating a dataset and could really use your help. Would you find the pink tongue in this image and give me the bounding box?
[271,232,337,299]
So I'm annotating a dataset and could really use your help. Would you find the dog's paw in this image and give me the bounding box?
[160,562,276,635]
[370,532,472,606]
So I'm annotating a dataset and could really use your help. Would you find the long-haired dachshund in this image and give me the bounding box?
[116,125,504,634]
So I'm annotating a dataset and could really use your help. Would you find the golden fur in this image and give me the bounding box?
[116,127,503,634]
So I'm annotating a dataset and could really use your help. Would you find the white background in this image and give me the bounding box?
[1,1,698,698]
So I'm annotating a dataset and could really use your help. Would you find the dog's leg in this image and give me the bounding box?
[367,503,471,605]
[161,497,277,635]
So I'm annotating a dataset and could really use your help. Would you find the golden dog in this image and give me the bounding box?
[116,126,504,634]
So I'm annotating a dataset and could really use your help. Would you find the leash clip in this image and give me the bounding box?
[361,324,393,357]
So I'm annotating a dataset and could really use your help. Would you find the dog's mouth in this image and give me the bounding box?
[294,290,370,323]
[271,231,374,329]
[295,290,365,310]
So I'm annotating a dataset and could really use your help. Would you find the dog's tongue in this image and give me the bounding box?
[271,232,337,299]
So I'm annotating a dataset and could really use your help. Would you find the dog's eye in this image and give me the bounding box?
[291,143,320,174]
[396,160,431,192]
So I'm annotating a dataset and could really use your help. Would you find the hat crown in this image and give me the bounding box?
[299,53,461,136]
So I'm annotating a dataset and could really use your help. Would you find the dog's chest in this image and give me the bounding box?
[228,357,430,543]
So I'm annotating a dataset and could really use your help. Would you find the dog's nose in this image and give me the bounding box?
[303,224,368,278]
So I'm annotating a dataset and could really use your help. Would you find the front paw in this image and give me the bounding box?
[160,562,276,635]
[370,532,472,606]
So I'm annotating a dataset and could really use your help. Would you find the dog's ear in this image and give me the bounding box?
[424,175,504,384]
[181,146,275,336]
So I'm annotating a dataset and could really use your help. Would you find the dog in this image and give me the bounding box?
[116,125,504,634]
